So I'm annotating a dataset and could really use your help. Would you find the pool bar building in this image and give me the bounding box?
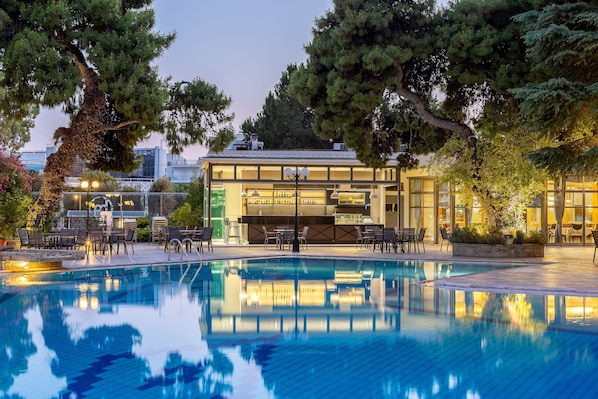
[200,147,598,245]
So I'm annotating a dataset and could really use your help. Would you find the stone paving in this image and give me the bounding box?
[12,240,598,297]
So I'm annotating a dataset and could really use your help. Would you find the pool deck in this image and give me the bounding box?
[8,240,598,297]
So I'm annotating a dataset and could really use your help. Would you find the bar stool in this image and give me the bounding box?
[225,219,241,244]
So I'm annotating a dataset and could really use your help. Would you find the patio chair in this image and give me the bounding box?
[415,227,427,253]
[299,226,309,249]
[88,229,106,254]
[568,223,583,242]
[74,229,88,251]
[382,227,398,253]
[164,227,182,251]
[197,226,213,252]
[281,229,294,250]
[402,227,416,252]
[440,227,452,251]
[355,226,366,248]
[262,226,279,249]
[27,230,45,249]
[17,228,29,249]
[58,228,77,249]
[372,226,384,252]
[109,228,135,255]
[123,228,135,254]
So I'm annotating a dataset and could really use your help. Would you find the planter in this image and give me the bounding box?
[452,242,544,258]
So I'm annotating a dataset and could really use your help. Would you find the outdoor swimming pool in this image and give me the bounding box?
[1,257,597,398]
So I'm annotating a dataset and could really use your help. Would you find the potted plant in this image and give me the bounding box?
[504,233,514,245]
[0,151,34,246]
[515,230,525,244]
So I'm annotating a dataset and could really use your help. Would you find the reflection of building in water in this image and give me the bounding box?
[207,259,598,336]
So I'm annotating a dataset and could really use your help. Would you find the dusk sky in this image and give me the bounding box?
[23,0,333,159]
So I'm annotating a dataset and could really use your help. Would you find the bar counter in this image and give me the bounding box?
[241,216,382,244]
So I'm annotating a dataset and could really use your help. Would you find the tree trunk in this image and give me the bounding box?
[554,175,566,244]
[29,61,107,223]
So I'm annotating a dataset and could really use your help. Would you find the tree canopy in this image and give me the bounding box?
[0,0,234,219]
[241,64,331,150]
[290,0,559,228]
[0,72,36,152]
[511,2,598,175]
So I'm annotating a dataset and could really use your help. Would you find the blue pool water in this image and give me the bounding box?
[1,257,597,398]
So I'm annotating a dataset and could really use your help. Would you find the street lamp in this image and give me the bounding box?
[284,167,309,252]
[81,180,99,230]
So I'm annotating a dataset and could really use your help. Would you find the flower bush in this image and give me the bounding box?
[0,151,34,239]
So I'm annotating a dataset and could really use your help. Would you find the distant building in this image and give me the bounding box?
[18,146,56,172]
[18,145,203,188]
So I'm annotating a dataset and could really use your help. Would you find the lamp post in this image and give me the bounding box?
[284,167,309,252]
[81,180,99,230]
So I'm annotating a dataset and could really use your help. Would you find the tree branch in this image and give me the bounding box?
[394,62,477,148]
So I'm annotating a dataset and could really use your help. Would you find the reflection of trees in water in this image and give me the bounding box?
[154,351,234,398]
[0,294,36,392]
[35,288,234,398]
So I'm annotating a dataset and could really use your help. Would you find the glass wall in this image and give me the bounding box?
[438,183,451,232]
[547,177,598,244]
[409,178,435,240]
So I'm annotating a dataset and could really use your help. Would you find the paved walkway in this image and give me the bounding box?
[52,240,598,297]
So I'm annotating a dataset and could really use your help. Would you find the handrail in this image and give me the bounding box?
[167,237,203,262]
[167,238,189,262]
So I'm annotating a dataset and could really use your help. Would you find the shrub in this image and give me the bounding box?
[0,151,34,239]
[523,230,547,245]
[136,216,149,229]
[450,225,546,245]
[136,228,150,242]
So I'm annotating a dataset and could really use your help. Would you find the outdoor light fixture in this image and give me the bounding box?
[251,189,260,198]
[370,186,378,199]
[284,167,309,252]
[240,191,248,198]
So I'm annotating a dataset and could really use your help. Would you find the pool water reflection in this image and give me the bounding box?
[0,258,597,398]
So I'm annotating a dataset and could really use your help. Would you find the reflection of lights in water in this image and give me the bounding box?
[79,294,88,311]
[76,282,103,310]
[104,277,121,291]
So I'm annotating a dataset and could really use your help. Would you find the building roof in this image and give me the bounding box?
[201,149,401,168]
